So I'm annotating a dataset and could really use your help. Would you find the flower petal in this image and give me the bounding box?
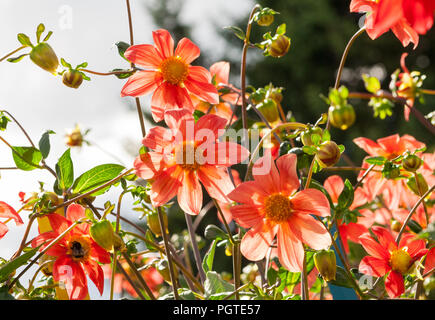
[198,165,234,203]
[359,233,390,260]
[210,142,250,167]
[289,213,331,250]
[359,256,391,277]
[152,29,174,59]
[241,221,277,261]
[0,201,23,225]
[277,222,304,272]
[120,70,160,98]
[228,180,269,206]
[134,152,164,180]
[385,270,405,298]
[143,126,173,152]
[175,37,200,64]
[0,223,8,239]
[66,204,88,234]
[276,154,300,195]
[210,61,230,85]
[124,44,162,68]
[323,175,344,204]
[291,189,331,217]
[90,241,111,264]
[252,154,281,195]
[82,259,105,296]
[53,255,88,300]
[230,204,263,228]
[150,166,183,207]
[184,76,219,105]
[177,170,203,215]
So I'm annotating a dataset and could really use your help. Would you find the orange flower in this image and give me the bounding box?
[31,204,111,300]
[121,29,219,122]
[228,153,331,272]
[134,109,250,215]
[0,201,23,239]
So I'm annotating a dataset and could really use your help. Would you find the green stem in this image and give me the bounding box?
[184,212,206,284]
[301,250,309,300]
[0,46,26,63]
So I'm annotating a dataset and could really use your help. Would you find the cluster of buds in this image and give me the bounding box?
[65,124,89,147]
[253,7,278,27]
[250,84,284,123]
[258,23,291,58]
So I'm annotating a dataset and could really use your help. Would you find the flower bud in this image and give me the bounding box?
[328,104,355,130]
[62,70,83,89]
[315,141,341,168]
[257,98,279,123]
[38,255,55,276]
[90,220,114,251]
[65,124,84,147]
[112,233,125,252]
[29,43,59,74]
[147,211,168,237]
[300,127,323,146]
[225,242,233,256]
[314,249,336,281]
[267,35,290,58]
[407,173,428,196]
[156,259,177,284]
[257,14,274,27]
[402,154,422,172]
[391,220,402,232]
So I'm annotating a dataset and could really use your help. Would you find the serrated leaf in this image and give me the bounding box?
[337,179,354,210]
[11,146,42,171]
[202,240,217,273]
[204,271,234,297]
[17,33,32,47]
[0,246,40,282]
[55,149,74,191]
[36,23,45,43]
[38,130,55,159]
[224,26,246,40]
[364,156,386,165]
[7,53,29,63]
[72,164,125,196]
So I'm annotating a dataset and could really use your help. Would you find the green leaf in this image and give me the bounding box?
[224,26,246,40]
[60,58,72,69]
[72,164,125,196]
[364,156,386,165]
[11,146,42,171]
[7,53,29,63]
[17,33,33,47]
[76,61,88,69]
[362,74,381,93]
[42,31,53,42]
[0,246,40,282]
[0,113,11,131]
[204,271,234,297]
[55,149,74,192]
[202,240,217,273]
[204,224,227,241]
[337,179,354,210]
[38,130,55,159]
[276,23,286,35]
[302,145,317,155]
[0,286,15,300]
[36,23,45,43]
[115,41,130,61]
[328,266,354,289]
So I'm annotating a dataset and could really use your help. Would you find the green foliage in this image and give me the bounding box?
[0,246,40,282]
[54,149,74,194]
[11,146,42,171]
[72,164,125,196]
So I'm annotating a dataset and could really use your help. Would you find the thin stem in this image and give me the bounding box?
[157,206,179,299]
[353,164,375,190]
[11,214,37,259]
[304,158,316,189]
[27,260,52,293]
[80,68,135,76]
[116,259,147,300]
[240,4,261,144]
[396,185,434,244]
[421,89,435,95]
[0,46,26,63]
[414,172,430,226]
[301,250,309,300]
[232,240,241,300]
[184,212,206,284]
[212,198,235,244]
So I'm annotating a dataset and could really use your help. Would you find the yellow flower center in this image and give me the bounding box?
[66,235,91,262]
[390,248,412,275]
[264,193,293,223]
[174,142,205,171]
[160,56,189,85]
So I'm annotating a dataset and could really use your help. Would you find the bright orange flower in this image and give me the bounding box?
[353,134,425,206]
[217,169,242,224]
[121,29,219,122]
[228,153,331,272]
[31,204,111,300]
[358,226,427,298]
[0,201,23,239]
[134,109,250,215]
[350,0,435,48]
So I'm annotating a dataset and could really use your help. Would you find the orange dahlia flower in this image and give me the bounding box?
[134,109,250,215]
[0,201,23,239]
[121,29,219,122]
[32,204,111,300]
[228,153,331,272]
[358,226,427,298]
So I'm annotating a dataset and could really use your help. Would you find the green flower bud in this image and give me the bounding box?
[90,220,114,251]
[314,249,336,281]
[268,35,290,58]
[407,173,428,196]
[315,141,341,168]
[147,211,168,237]
[257,14,274,27]
[300,127,323,147]
[328,104,356,130]
[62,69,83,89]
[156,259,178,284]
[29,43,59,74]
[402,154,422,172]
[257,98,279,123]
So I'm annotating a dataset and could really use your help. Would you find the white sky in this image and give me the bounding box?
[0,0,252,299]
